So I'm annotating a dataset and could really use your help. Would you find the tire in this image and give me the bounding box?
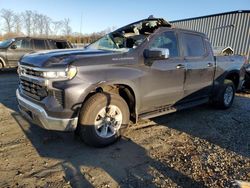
[0,61,3,69]
[77,92,129,147]
[213,79,235,109]
[244,73,250,89]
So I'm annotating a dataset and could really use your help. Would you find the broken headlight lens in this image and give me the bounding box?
[43,66,77,79]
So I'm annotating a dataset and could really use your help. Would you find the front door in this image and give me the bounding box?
[7,38,33,67]
[140,31,185,113]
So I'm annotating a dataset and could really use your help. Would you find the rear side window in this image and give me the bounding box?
[49,40,71,49]
[33,39,46,50]
[48,40,56,49]
[55,41,68,49]
[182,33,206,57]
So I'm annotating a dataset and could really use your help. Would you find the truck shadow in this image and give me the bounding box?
[2,72,249,186]
[0,70,19,112]
[12,112,205,188]
[152,95,250,158]
[0,68,17,73]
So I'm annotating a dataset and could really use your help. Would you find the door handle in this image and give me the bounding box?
[176,64,185,69]
[207,62,213,67]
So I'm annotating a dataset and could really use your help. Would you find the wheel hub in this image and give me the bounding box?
[224,86,233,106]
[94,105,122,138]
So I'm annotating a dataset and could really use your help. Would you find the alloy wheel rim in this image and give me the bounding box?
[224,86,233,106]
[94,105,122,138]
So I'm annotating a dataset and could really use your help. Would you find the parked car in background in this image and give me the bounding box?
[0,37,73,69]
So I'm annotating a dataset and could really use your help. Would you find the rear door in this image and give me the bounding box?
[6,38,32,67]
[180,32,215,101]
[140,30,185,112]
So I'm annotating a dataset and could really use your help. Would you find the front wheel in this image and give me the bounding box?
[77,92,129,147]
[213,79,235,109]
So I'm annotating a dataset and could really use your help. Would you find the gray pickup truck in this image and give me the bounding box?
[16,18,247,147]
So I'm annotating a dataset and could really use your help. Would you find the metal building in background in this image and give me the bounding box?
[171,10,250,60]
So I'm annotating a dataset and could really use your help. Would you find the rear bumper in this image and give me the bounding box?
[16,89,78,131]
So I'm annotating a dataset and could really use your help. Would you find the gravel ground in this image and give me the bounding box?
[0,70,249,188]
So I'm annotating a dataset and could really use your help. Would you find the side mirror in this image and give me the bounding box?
[10,44,17,49]
[144,48,169,59]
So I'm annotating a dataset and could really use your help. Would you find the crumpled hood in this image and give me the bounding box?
[20,48,115,68]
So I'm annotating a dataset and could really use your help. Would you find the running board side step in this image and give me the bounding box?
[139,97,209,120]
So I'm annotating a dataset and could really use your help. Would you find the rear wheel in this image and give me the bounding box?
[0,61,3,69]
[213,79,235,109]
[77,92,129,147]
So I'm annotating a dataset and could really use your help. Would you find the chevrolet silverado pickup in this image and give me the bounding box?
[16,18,247,147]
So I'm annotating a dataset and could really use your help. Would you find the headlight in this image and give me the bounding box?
[66,66,77,79]
[43,71,59,78]
[43,66,77,79]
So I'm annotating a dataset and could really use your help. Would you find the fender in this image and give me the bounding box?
[77,79,141,120]
[214,69,240,86]
[212,69,240,98]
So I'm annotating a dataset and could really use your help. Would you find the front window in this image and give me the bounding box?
[14,39,31,49]
[87,33,140,52]
[88,34,119,51]
[0,38,14,48]
[149,31,179,57]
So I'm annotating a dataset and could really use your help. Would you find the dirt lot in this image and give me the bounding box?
[0,70,249,188]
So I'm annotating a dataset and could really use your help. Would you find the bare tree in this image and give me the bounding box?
[13,14,22,34]
[0,8,114,41]
[32,12,44,36]
[30,13,51,36]
[22,10,33,36]
[51,21,62,35]
[31,12,40,36]
[0,9,15,33]
[62,18,72,36]
[43,16,51,36]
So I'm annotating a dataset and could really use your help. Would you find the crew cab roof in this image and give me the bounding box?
[173,28,207,36]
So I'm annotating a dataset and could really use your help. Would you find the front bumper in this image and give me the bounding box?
[16,89,78,131]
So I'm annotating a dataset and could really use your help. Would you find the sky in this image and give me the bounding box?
[0,0,249,34]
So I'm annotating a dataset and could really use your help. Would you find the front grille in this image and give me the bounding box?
[20,78,48,100]
[19,65,64,107]
[20,66,43,77]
